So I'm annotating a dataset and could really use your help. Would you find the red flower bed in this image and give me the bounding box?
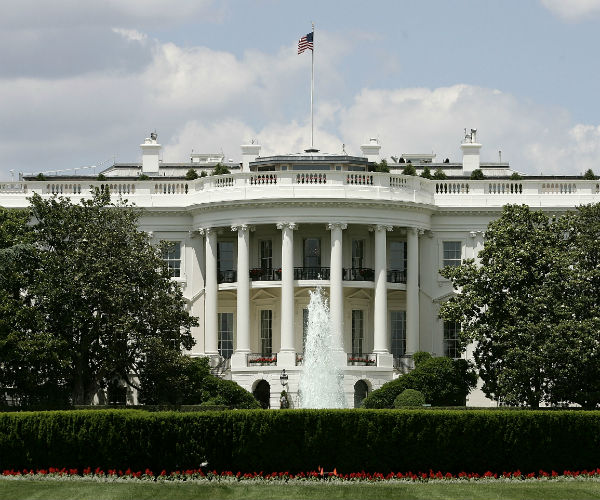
[3,467,600,482]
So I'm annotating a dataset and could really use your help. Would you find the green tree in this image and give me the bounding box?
[439,205,569,408]
[420,166,432,179]
[27,190,197,404]
[402,163,417,176]
[583,168,597,180]
[185,169,199,180]
[470,169,485,180]
[374,159,390,173]
[212,163,230,175]
[433,168,447,180]
[510,172,523,180]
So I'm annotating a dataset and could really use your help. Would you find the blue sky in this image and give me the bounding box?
[2,0,600,178]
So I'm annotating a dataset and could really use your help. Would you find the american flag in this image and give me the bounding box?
[298,32,314,54]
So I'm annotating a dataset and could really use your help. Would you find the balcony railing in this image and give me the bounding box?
[387,269,406,284]
[217,270,236,283]
[294,267,330,280]
[347,353,377,366]
[247,353,277,366]
[249,268,281,281]
[343,268,374,281]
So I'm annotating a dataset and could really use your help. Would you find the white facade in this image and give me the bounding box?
[2,133,599,408]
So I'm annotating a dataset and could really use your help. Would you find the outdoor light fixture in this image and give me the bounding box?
[280,369,288,388]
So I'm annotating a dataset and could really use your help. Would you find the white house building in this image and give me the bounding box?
[2,130,599,408]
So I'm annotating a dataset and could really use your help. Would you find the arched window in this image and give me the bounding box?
[354,380,369,408]
[253,380,270,409]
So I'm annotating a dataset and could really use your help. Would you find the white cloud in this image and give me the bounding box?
[540,0,600,21]
[112,28,147,42]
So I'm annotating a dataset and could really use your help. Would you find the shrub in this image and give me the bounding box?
[200,170,207,178]
[510,172,523,180]
[362,356,477,408]
[470,169,485,180]
[185,168,199,180]
[97,173,107,181]
[583,168,597,180]
[394,389,425,408]
[420,166,432,179]
[413,351,433,367]
[35,173,46,181]
[373,159,390,173]
[212,163,230,175]
[433,168,447,180]
[2,409,600,474]
[138,174,150,180]
[402,164,417,176]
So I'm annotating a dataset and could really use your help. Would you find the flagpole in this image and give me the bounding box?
[311,22,314,149]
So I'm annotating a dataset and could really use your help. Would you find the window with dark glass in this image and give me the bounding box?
[443,321,460,358]
[389,241,407,271]
[391,311,406,357]
[218,312,234,359]
[260,310,273,355]
[217,241,234,272]
[303,238,321,268]
[260,240,272,270]
[161,241,181,278]
[352,239,364,268]
[443,241,462,268]
[352,310,364,355]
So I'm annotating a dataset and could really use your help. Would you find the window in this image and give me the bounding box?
[351,310,364,355]
[443,321,461,359]
[389,241,407,271]
[161,241,181,278]
[260,240,272,270]
[217,241,234,271]
[302,308,309,351]
[303,238,321,268]
[390,311,406,358]
[352,239,364,268]
[218,312,234,359]
[260,310,273,355]
[443,241,462,268]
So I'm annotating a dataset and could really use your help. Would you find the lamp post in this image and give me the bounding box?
[280,369,289,409]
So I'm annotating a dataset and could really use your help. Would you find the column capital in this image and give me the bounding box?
[197,227,213,236]
[146,230,154,239]
[231,224,255,232]
[187,229,202,239]
[369,224,393,232]
[469,230,484,238]
[277,222,297,231]
[327,222,347,231]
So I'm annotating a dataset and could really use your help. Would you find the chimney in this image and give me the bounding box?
[360,138,381,163]
[140,132,161,174]
[460,128,481,175]
[240,141,261,172]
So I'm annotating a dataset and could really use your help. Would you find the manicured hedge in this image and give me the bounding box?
[1,409,600,473]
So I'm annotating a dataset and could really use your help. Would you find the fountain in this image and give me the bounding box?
[298,287,346,408]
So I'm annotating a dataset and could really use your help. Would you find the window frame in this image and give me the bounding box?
[351,309,365,356]
[443,321,461,359]
[260,309,273,356]
[161,240,182,278]
[390,310,407,358]
[217,312,234,359]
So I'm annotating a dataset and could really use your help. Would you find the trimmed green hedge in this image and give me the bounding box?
[1,409,600,473]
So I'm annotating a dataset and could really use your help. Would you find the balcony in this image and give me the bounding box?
[387,269,406,284]
[343,268,374,281]
[247,353,277,366]
[347,353,377,366]
[294,267,330,280]
[217,270,236,284]
[249,268,281,281]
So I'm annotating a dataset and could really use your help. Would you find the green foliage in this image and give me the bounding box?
[412,351,432,367]
[440,203,600,408]
[420,165,432,179]
[583,168,597,180]
[470,169,485,180]
[362,356,476,408]
[138,173,150,180]
[394,389,425,408]
[0,192,197,406]
[2,409,600,474]
[374,159,390,173]
[200,170,207,178]
[509,172,523,180]
[96,173,106,181]
[212,163,230,175]
[185,168,199,180]
[433,168,447,180]
[35,173,46,181]
[402,164,417,176]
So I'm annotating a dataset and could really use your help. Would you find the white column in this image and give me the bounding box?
[406,227,420,355]
[277,222,297,367]
[231,224,250,368]
[327,223,346,350]
[202,228,218,355]
[373,225,393,367]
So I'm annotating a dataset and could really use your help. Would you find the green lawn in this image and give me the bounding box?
[1,479,600,500]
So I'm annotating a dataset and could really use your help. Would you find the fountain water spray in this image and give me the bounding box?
[298,287,346,408]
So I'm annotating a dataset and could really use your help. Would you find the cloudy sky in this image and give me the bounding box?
[2,0,600,179]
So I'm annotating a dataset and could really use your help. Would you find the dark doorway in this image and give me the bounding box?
[354,380,369,408]
[253,380,270,409]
